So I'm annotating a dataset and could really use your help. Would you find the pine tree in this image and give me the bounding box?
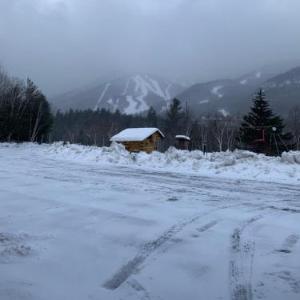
[166,98,183,136]
[146,107,158,127]
[239,89,293,155]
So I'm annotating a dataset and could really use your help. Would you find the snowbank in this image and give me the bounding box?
[1,142,300,185]
[281,151,300,165]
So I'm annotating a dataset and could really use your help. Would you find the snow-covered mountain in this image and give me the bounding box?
[261,67,300,113]
[51,64,300,116]
[51,74,184,114]
[176,71,270,117]
[176,66,300,116]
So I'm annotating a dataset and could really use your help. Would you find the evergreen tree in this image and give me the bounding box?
[146,106,158,127]
[239,89,292,155]
[24,79,53,142]
[166,98,183,136]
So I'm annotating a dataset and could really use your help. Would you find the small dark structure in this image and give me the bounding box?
[175,135,191,150]
[110,128,164,153]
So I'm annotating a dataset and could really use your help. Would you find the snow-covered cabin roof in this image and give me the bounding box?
[175,135,191,141]
[110,128,164,142]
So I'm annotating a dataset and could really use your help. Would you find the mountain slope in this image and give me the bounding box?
[176,67,300,116]
[263,67,300,112]
[176,71,270,116]
[51,66,300,116]
[51,74,184,114]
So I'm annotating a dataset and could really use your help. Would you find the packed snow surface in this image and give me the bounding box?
[1,143,300,300]
[110,128,164,142]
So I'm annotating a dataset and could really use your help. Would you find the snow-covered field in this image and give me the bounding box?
[12,142,300,185]
[1,143,300,300]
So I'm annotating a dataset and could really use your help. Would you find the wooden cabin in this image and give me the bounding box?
[175,135,191,150]
[110,128,164,153]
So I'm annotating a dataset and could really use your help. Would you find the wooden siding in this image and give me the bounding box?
[119,132,162,153]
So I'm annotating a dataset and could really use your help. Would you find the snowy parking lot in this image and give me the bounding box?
[0,144,300,300]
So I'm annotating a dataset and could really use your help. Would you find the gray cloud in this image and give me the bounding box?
[0,0,300,96]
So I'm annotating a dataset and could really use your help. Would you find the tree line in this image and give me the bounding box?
[51,91,299,155]
[51,99,241,152]
[1,67,299,155]
[0,68,53,142]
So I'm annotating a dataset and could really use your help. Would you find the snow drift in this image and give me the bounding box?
[2,143,300,185]
[281,151,300,165]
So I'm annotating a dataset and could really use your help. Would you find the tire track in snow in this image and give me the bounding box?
[229,215,262,300]
[127,279,151,300]
[197,220,219,233]
[103,206,228,290]
[276,234,299,254]
[266,206,300,214]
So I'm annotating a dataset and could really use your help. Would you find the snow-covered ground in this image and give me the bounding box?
[8,142,300,185]
[0,143,300,300]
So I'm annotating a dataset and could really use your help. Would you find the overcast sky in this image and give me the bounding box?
[1,0,300,96]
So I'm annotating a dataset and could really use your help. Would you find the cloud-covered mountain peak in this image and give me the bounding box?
[52,73,184,114]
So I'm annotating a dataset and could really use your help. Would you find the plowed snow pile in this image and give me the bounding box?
[1,143,300,184]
